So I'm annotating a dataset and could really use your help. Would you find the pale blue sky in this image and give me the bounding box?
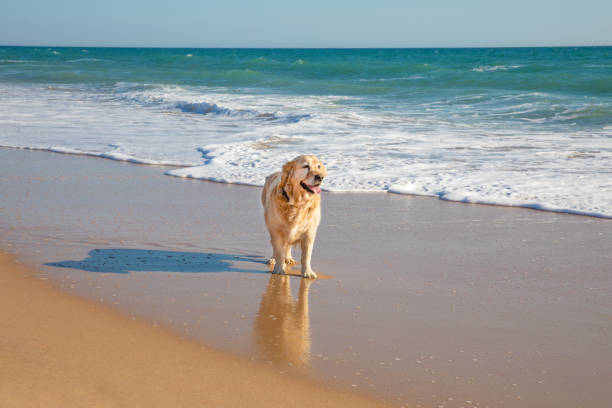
[1,0,610,48]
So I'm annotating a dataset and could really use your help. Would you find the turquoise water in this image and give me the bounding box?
[1,46,611,216]
[2,47,611,126]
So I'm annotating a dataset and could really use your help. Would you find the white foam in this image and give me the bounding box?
[1,145,188,167]
[1,83,611,218]
[67,58,109,63]
[472,65,522,72]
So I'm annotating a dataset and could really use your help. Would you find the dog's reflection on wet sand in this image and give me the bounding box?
[254,275,312,368]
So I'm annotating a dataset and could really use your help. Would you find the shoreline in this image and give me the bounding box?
[2,147,611,408]
[2,145,609,220]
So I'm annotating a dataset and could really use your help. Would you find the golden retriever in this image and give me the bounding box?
[261,155,327,279]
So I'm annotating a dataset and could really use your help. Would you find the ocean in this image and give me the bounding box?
[1,46,611,217]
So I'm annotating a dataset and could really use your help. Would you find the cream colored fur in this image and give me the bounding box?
[261,155,327,279]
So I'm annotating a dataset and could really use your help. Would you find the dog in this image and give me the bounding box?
[261,155,327,279]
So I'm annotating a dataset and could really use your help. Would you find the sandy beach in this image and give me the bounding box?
[0,251,388,407]
[1,147,611,408]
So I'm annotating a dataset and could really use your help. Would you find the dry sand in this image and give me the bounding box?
[1,147,611,408]
[0,251,388,408]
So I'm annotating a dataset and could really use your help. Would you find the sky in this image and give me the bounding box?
[1,0,611,48]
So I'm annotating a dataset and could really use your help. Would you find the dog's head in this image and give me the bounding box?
[279,155,327,201]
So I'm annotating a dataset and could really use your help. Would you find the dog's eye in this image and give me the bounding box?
[302,164,310,170]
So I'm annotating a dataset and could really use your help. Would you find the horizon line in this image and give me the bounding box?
[1,44,611,50]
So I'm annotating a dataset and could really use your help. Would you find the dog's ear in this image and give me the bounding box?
[279,159,295,190]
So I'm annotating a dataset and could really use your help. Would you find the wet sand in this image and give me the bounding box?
[1,147,611,408]
[0,251,388,407]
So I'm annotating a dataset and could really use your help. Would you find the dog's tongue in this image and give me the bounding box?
[310,185,321,194]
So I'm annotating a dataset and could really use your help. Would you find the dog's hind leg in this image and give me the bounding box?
[285,247,297,267]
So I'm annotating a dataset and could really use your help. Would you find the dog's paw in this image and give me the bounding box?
[302,270,318,279]
[285,257,297,266]
[272,264,287,275]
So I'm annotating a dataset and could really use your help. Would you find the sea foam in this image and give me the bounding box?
[1,77,611,218]
[472,65,522,72]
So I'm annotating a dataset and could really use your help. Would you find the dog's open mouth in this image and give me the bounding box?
[301,181,321,194]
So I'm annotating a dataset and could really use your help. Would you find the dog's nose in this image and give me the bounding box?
[314,174,323,182]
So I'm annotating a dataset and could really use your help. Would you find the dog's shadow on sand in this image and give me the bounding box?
[45,248,268,275]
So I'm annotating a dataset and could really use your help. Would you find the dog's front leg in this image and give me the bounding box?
[300,234,317,279]
[271,236,288,275]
